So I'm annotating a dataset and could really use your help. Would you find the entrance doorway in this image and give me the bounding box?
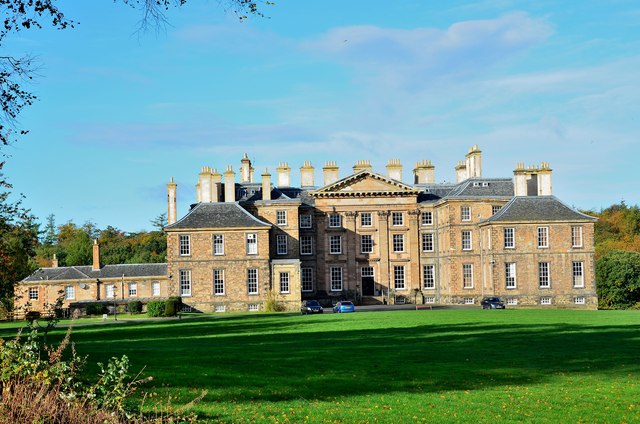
[361,266,375,296]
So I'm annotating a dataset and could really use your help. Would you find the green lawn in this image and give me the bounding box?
[3,309,640,423]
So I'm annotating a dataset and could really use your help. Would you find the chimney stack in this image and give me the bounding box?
[262,168,272,201]
[513,162,553,196]
[323,161,339,186]
[199,166,213,202]
[455,161,468,183]
[51,253,59,268]
[386,159,403,181]
[353,160,372,174]
[413,160,435,184]
[240,153,252,183]
[300,161,315,188]
[465,145,482,178]
[211,168,222,202]
[92,239,101,271]
[224,165,236,203]
[167,177,177,225]
[276,162,291,187]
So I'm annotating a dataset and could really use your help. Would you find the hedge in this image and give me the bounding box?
[146,301,165,317]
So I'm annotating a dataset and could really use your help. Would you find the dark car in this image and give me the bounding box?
[481,297,506,309]
[301,300,324,314]
[333,301,355,313]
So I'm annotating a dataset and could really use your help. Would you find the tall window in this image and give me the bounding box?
[422,233,434,252]
[504,228,515,249]
[276,210,287,226]
[179,270,191,296]
[492,205,501,215]
[423,265,435,289]
[213,269,225,295]
[361,234,374,253]
[461,206,471,221]
[279,272,290,294]
[64,285,75,300]
[421,211,433,226]
[572,226,583,247]
[362,266,374,278]
[276,234,288,255]
[329,235,342,254]
[213,234,224,255]
[538,262,550,288]
[106,284,115,298]
[301,268,314,292]
[247,268,258,294]
[179,234,190,256]
[299,214,312,228]
[393,234,404,252]
[29,288,38,300]
[394,265,405,290]
[330,267,343,291]
[128,283,137,297]
[246,233,258,255]
[360,212,372,227]
[300,235,313,255]
[573,261,584,287]
[463,264,473,289]
[537,227,549,248]
[505,263,517,289]
[392,212,404,226]
[152,282,160,296]
[462,231,472,251]
[329,213,341,228]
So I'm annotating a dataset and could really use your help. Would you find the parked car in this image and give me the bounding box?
[301,300,324,314]
[481,297,506,309]
[333,301,355,313]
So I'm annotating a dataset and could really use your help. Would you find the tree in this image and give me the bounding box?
[150,212,167,230]
[596,250,640,309]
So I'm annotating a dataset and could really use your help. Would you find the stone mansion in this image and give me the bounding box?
[17,145,597,313]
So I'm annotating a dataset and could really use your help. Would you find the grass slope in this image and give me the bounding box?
[4,310,640,423]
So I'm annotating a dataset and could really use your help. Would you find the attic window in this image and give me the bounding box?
[473,182,480,187]
[482,182,489,187]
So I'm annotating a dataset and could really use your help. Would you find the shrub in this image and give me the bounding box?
[85,303,106,316]
[264,289,286,312]
[146,301,165,318]
[164,297,181,317]
[127,301,142,314]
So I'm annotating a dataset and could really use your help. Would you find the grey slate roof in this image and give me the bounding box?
[445,178,514,198]
[487,196,597,223]
[165,202,270,230]
[22,263,167,282]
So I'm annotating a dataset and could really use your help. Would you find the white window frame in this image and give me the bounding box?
[506,298,518,306]
[179,234,191,256]
[537,227,549,249]
[462,230,472,251]
[574,297,586,305]
[423,265,435,290]
[246,233,258,255]
[28,288,38,300]
[213,234,224,256]
[276,234,288,255]
[464,297,474,305]
[128,283,137,297]
[572,226,583,248]
[505,262,517,289]
[276,210,287,226]
[361,266,374,278]
[179,270,191,297]
[299,214,312,229]
[301,268,314,292]
[106,284,116,299]
[248,304,259,311]
[361,234,374,254]
[425,296,435,304]
[329,235,342,255]
[421,211,433,226]
[492,205,501,216]
[300,235,313,255]
[394,265,406,290]
[360,212,372,227]
[538,262,550,288]
[247,268,259,294]
[279,272,290,294]
[328,213,342,228]
[330,267,343,292]
[422,233,434,252]
[392,234,404,253]
[213,269,225,296]
[504,227,515,249]
[214,304,226,313]
[461,206,471,222]
[573,261,584,288]
[540,297,552,305]
[392,212,404,226]
[152,281,161,296]
[64,285,75,300]
[463,264,473,289]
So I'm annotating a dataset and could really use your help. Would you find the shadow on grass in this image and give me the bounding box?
[22,311,640,419]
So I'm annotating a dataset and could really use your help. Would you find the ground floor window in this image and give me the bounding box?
[301,268,314,292]
[28,288,38,300]
[179,270,191,296]
[248,304,259,311]
[330,267,343,291]
[128,283,137,297]
[574,297,586,305]
[280,272,290,294]
[423,265,435,289]
[424,296,435,304]
[247,268,258,294]
[64,285,75,300]
[506,298,518,306]
[394,265,405,290]
[106,284,115,298]
[152,281,160,296]
[214,304,226,313]
[464,297,474,305]
[540,297,552,305]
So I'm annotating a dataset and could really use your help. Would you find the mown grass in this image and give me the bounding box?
[3,309,640,423]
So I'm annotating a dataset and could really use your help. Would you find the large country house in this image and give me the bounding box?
[17,146,597,314]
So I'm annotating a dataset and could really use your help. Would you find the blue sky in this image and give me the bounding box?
[4,0,640,232]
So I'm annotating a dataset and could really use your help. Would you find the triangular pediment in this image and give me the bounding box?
[311,171,420,198]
